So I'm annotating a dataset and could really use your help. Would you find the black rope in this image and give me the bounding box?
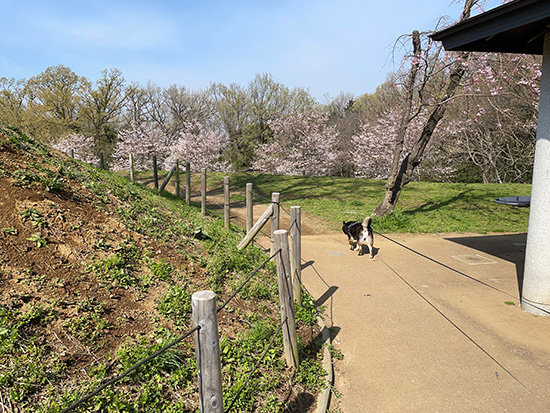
[379,257,527,389]
[217,250,281,314]
[224,318,287,413]
[60,325,200,413]
[280,204,291,217]
[375,231,550,316]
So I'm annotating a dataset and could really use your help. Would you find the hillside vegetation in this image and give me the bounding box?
[0,126,323,412]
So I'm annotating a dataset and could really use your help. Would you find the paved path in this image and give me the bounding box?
[189,190,550,412]
[300,232,550,412]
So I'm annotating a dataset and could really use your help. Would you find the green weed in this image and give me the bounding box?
[295,291,318,326]
[148,259,175,282]
[156,285,192,326]
[26,233,48,248]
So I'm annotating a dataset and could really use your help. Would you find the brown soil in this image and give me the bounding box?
[0,139,206,385]
[0,134,319,412]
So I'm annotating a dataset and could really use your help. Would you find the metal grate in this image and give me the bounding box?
[452,254,497,265]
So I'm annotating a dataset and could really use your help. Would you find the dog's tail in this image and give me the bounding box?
[362,216,372,228]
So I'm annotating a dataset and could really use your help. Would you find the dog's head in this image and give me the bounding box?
[342,221,353,237]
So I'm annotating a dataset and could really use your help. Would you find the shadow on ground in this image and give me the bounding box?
[445,233,526,298]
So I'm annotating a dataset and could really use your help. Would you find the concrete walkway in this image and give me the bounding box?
[301,232,550,412]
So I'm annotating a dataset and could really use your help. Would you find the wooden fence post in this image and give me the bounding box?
[201,168,207,215]
[273,230,299,370]
[224,176,230,230]
[246,183,253,232]
[129,153,134,182]
[175,161,180,198]
[159,165,177,192]
[186,162,191,205]
[271,192,280,255]
[237,204,273,250]
[99,152,105,170]
[153,155,159,189]
[290,206,302,305]
[192,291,223,413]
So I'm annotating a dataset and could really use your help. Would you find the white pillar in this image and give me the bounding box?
[522,33,550,316]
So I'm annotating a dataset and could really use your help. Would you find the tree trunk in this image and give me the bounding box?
[373,0,475,217]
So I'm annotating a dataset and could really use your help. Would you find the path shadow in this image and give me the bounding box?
[284,392,315,412]
[301,260,314,270]
[315,286,338,307]
[350,243,379,258]
[445,233,526,298]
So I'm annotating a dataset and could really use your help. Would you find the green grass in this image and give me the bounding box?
[202,173,531,234]
[0,126,324,412]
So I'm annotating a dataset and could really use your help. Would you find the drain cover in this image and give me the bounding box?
[329,251,346,256]
[452,254,497,265]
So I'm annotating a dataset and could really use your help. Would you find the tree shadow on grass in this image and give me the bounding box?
[402,190,473,216]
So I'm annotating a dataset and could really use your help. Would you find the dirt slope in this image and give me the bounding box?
[0,128,320,412]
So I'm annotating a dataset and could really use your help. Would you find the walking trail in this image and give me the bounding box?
[180,182,550,412]
[300,231,550,412]
[228,199,549,412]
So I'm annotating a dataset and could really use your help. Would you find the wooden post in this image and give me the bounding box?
[129,153,135,182]
[70,149,74,158]
[186,162,191,205]
[153,155,159,189]
[175,161,180,198]
[246,183,253,232]
[224,176,230,230]
[237,204,273,250]
[270,193,280,255]
[192,291,223,413]
[159,165,177,192]
[273,230,299,369]
[290,206,302,305]
[201,168,207,215]
[99,152,105,170]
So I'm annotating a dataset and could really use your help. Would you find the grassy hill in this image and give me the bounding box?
[0,126,323,412]
[198,173,531,234]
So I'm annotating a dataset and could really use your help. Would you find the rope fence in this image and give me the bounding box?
[58,157,305,412]
[61,241,297,412]
[224,318,287,413]
[61,325,201,413]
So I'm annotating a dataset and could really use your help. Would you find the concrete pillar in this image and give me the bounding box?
[522,33,550,316]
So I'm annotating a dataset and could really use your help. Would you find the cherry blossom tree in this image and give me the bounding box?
[111,122,173,171]
[164,122,229,172]
[449,52,541,183]
[253,112,338,176]
[53,133,99,166]
[351,105,454,180]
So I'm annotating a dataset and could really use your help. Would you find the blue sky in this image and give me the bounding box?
[1,0,503,100]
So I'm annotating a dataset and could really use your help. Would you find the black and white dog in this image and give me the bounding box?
[342,217,374,258]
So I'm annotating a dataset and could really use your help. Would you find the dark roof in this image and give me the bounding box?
[430,0,550,55]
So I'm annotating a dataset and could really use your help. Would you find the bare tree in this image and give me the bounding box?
[373,0,476,216]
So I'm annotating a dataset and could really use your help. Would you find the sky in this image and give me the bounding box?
[1,0,503,101]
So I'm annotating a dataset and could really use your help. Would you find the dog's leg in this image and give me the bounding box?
[349,238,355,251]
[368,242,374,259]
[357,242,363,256]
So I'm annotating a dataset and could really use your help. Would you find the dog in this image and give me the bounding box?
[342,217,374,258]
